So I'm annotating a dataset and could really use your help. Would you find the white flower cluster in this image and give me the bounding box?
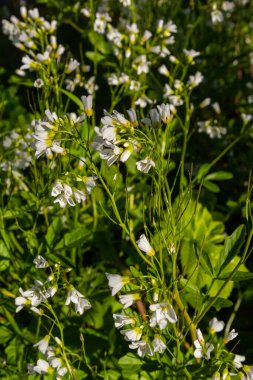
[51,181,86,208]
[106,272,177,357]
[32,109,85,159]
[1,130,33,173]
[2,7,57,51]
[91,108,140,166]
[2,7,91,94]
[197,120,227,139]
[65,287,91,315]
[102,17,177,106]
[15,280,57,314]
[29,336,67,378]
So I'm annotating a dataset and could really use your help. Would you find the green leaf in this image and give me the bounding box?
[196,163,210,180]
[205,171,233,181]
[0,326,13,343]
[86,51,105,63]
[203,180,220,193]
[118,353,144,373]
[130,266,143,278]
[54,227,92,249]
[211,297,233,311]
[219,271,253,281]
[60,88,83,108]
[88,31,111,54]
[45,217,63,246]
[0,240,10,271]
[46,252,75,268]
[218,224,246,274]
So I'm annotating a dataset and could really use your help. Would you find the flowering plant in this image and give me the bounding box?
[1,0,253,379]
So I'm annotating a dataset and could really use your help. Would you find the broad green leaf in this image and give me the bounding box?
[203,180,220,193]
[60,88,83,108]
[218,224,246,274]
[86,51,105,63]
[205,171,233,181]
[118,353,144,372]
[54,227,92,249]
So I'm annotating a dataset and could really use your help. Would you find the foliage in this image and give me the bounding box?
[0,0,253,379]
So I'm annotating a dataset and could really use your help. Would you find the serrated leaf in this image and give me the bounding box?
[218,224,246,274]
[203,180,220,193]
[205,171,233,181]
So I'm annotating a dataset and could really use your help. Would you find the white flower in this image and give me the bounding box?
[224,329,238,343]
[33,255,48,269]
[233,354,246,369]
[157,103,173,123]
[149,302,177,330]
[193,329,214,359]
[129,339,153,357]
[33,335,50,354]
[199,98,211,108]
[105,273,130,296]
[136,159,155,173]
[80,8,91,17]
[52,182,85,208]
[65,58,79,73]
[33,359,52,375]
[211,8,224,24]
[135,95,153,108]
[183,49,200,64]
[134,55,150,75]
[188,71,203,88]
[152,335,167,353]
[209,317,225,333]
[142,109,161,128]
[94,12,111,34]
[120,327,143,341]
[81,95,93,117]
[15,281,51,313]
[83,176,97,194]
[136,234,155,256]
[65,288,91,315]
[119,293,140,309]
[34,78,44,88]
[113,314,136,329]
[73,189,86,203]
